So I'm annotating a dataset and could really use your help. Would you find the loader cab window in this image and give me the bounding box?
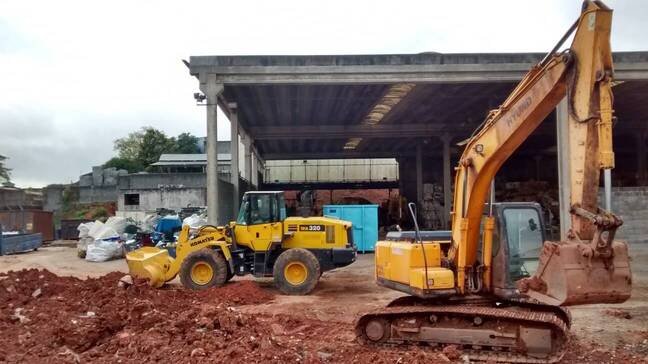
[278,194,287,221]
[502,208,543,281]
[237,193,283,225]
[236,196,249,225]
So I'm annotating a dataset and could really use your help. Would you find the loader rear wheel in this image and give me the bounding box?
[273,248,320,295]
[180,248,228,290]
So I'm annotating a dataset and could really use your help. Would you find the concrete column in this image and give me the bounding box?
[229,103,240,216]
[416,143,423,207]
[202,79,223,226]
[637,132,647,185]
[441,134,452,229]
[556,98,571,239]
[241,133,253,184]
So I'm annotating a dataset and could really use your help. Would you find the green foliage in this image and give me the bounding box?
[138,128,176,167]
[173,132,201,154]
[61,185,78,213]
[0,154,11,183]
[114,129,145,160]
[110,127,201,171]
[103,157,144,173]
[90,207,109,219]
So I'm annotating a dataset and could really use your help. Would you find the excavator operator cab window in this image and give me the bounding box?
[502,207,544,281]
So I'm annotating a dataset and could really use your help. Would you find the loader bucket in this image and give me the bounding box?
[125,247,173,288]
[518,240,632,306]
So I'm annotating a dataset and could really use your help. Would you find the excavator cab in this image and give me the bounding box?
[488,203,547,299]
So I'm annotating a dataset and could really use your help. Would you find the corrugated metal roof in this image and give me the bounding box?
[151,153,230,166]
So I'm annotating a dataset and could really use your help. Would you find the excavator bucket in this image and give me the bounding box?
[518,240,632,306]
[125,247,173,288]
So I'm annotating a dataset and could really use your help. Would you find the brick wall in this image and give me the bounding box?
[601,187,648,244]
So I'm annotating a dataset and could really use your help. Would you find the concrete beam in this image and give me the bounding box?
[189,55,648,85]
[263,151,404,160]
[251,123,465,140]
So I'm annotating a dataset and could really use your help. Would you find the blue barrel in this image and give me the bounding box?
[323,205,378,253]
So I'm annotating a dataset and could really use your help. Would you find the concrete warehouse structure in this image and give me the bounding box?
[187,52,648,239]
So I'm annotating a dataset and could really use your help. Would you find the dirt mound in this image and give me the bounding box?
[0,269,445,363]
[0,269,278,363]
[1,269,645,363]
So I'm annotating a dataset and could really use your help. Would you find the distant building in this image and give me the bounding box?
[0,186,43,211]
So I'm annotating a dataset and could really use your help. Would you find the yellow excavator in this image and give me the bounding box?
[126,191,356,295]
[356,1,632,362]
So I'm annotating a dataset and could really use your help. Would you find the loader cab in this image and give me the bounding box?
[236,191,287,226]
[489,202,546,299]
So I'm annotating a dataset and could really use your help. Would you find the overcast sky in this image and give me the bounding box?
[1,0,646,188]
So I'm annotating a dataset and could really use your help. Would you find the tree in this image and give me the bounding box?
[110,127,199,171]
[0,154,11,183]
[113,127,175,168]
[173,133,200,154]
[137,127,176,167]
[114,129,145,160]
[103,157,144,173]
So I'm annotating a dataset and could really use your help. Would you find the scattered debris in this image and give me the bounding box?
[442,344,462,360]
[118,274,134,288]
[190,348,206,357]
[604,308,633,319]
[10,308,30,324]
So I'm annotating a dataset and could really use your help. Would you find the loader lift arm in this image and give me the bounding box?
[449,1,628,304]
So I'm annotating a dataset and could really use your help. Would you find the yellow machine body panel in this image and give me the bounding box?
[232,216,351,251]
[282,216,352,250]
[233,222,283,251]
[409,267,455,290]
[375,240,454,290]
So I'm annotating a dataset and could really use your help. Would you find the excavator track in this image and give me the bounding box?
[356,300,569,363]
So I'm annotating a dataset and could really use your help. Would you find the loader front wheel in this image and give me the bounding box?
[273,248,320,295]
[180,248,228,290]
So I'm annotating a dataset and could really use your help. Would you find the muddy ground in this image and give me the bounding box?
[1,243,648,363]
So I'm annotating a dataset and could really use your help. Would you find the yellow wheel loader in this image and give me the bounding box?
[126,191,356,295]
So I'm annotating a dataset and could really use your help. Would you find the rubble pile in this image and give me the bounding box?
[0,269,644,363]
[0,269,442,363]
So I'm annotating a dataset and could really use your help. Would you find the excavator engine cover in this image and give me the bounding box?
[519,239,632,306]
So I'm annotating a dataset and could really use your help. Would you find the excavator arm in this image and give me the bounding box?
[449,0,631,304]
